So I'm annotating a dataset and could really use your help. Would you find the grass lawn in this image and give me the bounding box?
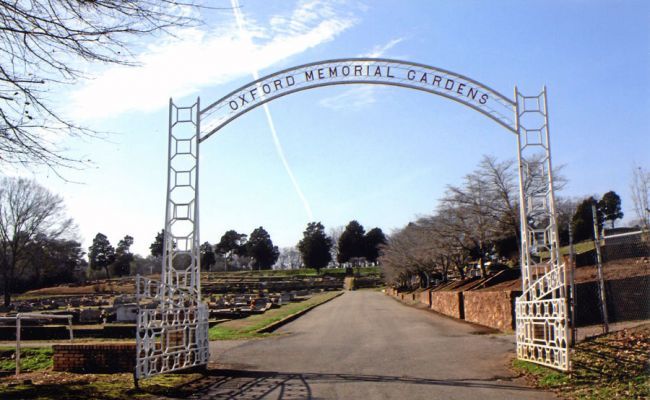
[538,240,596,260]
[566,240,596,255]
[513,324,650,399]
[0,347,53,373]
[209,291,342,340]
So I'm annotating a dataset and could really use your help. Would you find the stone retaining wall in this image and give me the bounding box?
[388,274,649,333]
[463,290,518,331]
[387,287,516,331]
[430,291,464,319]
[53,343,136,373]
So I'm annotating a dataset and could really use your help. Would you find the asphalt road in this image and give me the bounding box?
[187,290,555,400]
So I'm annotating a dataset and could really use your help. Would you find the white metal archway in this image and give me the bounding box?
[135,58,569,381]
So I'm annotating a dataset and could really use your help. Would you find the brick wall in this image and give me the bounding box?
[463,290,518,332]
[430,291,464,319]
[53,343,136,373]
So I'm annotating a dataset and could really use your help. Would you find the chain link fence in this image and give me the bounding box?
[567,215,650,343]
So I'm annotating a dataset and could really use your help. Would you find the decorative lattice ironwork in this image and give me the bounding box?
[135,99,209,381]
[514,87,569,371]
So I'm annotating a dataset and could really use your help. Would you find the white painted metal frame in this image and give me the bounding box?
[135,59,569,380]
[0,313,73,375]
[135,99,209,381]
[514,87,569,370]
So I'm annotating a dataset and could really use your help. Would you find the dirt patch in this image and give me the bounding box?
[514,323,650,399]
[20,279,136,298]
[486,257,650,292]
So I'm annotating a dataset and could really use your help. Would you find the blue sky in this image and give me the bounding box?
[27,0,650,256]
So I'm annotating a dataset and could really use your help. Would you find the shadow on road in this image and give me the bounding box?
[178,368,541,399]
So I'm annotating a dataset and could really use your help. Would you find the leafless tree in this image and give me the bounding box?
[380,154,568,288]
[328,226,344,267]
[0,177,74,306]
[0,1,226,173]
[421,214,471,280]
[476,156,520,256]
[554,196,579,244]
[441,170,499,277]
[631,166,650,230]
[380,217,458,287]
[277,246,301,270]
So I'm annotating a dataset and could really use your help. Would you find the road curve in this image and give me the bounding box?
[188,290,555,399]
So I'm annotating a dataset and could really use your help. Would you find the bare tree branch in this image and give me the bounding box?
[0,1,229,174]
[0,177,76,306]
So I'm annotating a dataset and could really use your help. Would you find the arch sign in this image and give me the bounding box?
[134,58,570,382]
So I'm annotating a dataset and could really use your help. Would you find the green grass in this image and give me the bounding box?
[513,325,650,399]
[570,240,596,255]
[208,291,342,340]
[0,347,53,372]
[538,239,596,259]
[512,359,569,388]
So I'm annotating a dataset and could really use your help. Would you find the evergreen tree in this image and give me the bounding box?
[364,227,387,263]
[297,222,332,273]
[216,230,247,256]
[200,242,217,271]
[113,235,134,276]
[598,191,624,228]
[149,229,176,258]
[337,220,366,264]
[215,230,248,270]
[150,230,164,258]
[88,233,115,279]
[571,197,603,242]
[246,227,279,270]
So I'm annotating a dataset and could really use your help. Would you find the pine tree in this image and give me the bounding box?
[364,227,387,263]
[598,191,624,229]
[200,242,217,271]
[246,227,279,270]
[571,197,603,242]
[298,222,332,273]
[113,235,134,276]
[88,233,115,279]
[337,221,366,264]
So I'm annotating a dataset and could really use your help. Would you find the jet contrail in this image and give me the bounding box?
[231,0,314,221]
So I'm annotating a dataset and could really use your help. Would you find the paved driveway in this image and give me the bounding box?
[185,290,555,399]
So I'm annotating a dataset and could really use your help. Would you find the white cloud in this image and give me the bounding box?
[319,86,377,111]
[67,0,357,121]
[361,37,404,58]
[319,37,405,111]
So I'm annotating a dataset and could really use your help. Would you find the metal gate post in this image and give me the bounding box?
[135,98,209,381]
[514,87,570,371]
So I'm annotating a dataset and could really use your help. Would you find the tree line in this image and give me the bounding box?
[380,155,636,289]
[85,220,386,278]
[195,220,386,274]
[1,163,647,306]
[0,176,388,306]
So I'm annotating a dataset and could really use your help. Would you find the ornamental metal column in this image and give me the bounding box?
[135,98,209,381]
[514,87,570,371]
